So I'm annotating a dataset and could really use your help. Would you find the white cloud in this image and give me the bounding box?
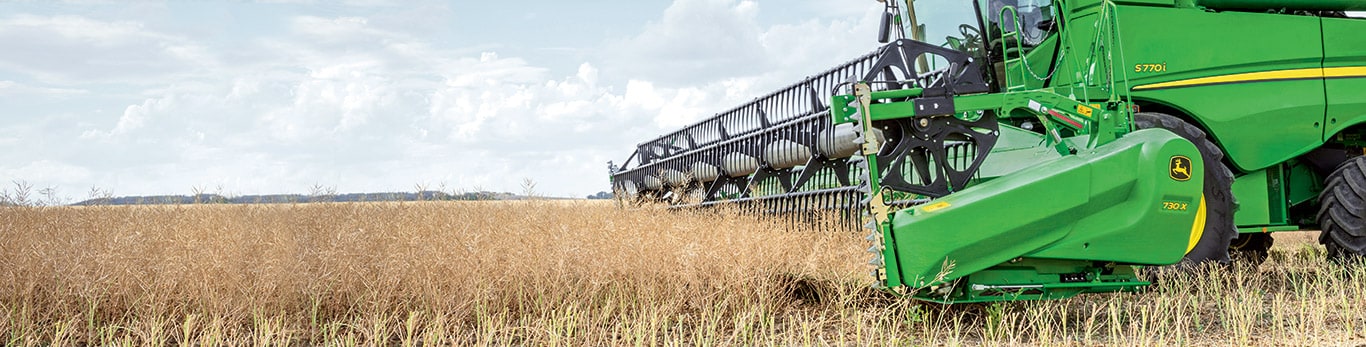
[603,0,766,86]
[0,80,86,96]
[0,15,213,85]
[575,63,598,87]
[0,160,92,188]
[111,98,158,135]
[596,0,882,128]
[0,0,888,198]
[602,0,882,87]
[291,16,374,40]
[49,16,653,195]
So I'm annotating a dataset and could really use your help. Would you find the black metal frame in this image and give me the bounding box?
[611,38,992,212]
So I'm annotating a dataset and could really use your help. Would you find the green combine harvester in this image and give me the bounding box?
[610,0,1366,303]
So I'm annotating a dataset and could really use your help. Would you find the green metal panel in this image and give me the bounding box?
[1197,0,1366,10]
[887,129,1202,288]
[1284,159,1322,208]
[1321,17,1366,142]
[1231,166,1290,230]
[1115,6,1325,172]
[1267,165,1287,225]
[1134,81,1325,172]
[915,259,1146,303]
[1113,0,1174,6]
[976,125,1063,178]
[1232,169,1272,227]
[1239,225,1300,233]
[998,37,1063,92]
[1020,1,1098,91]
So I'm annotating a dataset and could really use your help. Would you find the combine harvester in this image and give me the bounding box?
[611,0,1366,302]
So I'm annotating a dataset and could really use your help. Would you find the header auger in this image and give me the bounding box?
[611,0,1366,303]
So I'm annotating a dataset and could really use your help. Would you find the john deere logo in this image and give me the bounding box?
[1170,156,1193,181]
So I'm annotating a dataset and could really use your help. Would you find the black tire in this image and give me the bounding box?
[1317,155,1366,260]
[1134,112,1236,265]
[1229,233,1273,266]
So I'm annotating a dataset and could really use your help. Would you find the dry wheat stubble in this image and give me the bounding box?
[1,202,1364,345]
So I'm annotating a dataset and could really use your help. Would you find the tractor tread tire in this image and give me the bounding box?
[1318,156,1366,259]
[1134,112,1236,265]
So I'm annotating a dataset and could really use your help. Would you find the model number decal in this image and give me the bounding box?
[1161,201,1189,211]
[1135,63,1167,73]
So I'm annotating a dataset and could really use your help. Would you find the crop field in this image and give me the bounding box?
[2,201,1366,345]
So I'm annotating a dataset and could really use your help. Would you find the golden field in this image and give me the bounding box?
[1,201,1365,346]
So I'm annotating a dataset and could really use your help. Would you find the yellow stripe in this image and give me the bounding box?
[1324,66,1366,78]
[1134,67,1323,91]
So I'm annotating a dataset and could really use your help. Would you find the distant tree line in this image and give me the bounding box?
[72,190,521,206]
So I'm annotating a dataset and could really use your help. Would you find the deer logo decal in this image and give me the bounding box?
[1170,156,1193,181]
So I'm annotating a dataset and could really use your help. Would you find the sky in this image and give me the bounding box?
[0,0,907,200]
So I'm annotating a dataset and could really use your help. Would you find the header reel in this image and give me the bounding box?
[610,38,995,213]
